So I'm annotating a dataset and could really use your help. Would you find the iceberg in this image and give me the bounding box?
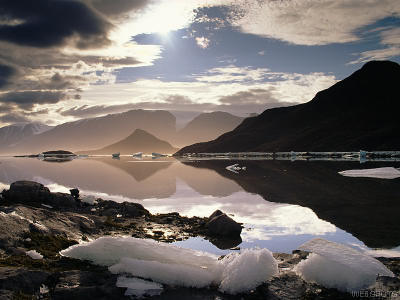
[61,236,278,294]
[294,239,394,292]
[338,167,400,179]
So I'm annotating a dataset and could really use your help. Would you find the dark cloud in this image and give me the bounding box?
[0,90,67,110]
[88,0,149,17]
[0,0,111,49]
[0,63,16,88]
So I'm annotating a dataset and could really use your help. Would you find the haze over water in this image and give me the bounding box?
[1,156,399,256]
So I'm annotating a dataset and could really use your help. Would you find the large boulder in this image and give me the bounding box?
[2,181,76,209]
[206,210,242,237]
[97,200,149,218]
[2,181,51,205]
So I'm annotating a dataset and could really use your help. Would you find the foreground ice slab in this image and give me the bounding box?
[338,167,400,179]
[61,236,278,294]
[294,239,394,292]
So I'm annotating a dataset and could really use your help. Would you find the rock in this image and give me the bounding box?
[122,202,148,217]
[69,188,80,200]
[53,270,125,300]
[1,181,76,209]
[209,209,224,220]
[0,267,50,295]
[2,181,51,205]
[29,222,50,234]
[206,211,242,237]
[209,235,242,250]
[47,193,76,209]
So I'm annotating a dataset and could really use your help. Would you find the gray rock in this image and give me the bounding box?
[206,211,242,237]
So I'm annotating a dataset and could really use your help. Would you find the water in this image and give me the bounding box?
[1,156,399,256]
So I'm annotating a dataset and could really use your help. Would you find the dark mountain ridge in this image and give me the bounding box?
[80,129,178,155]
[176,61,400,154]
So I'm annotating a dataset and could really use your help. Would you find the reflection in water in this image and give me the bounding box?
[0,156,399,255]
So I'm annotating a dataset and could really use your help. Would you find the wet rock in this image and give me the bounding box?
[209,236,242,250]
[0,267,50,295]
[206,211,242,237]
[53,270,125,300]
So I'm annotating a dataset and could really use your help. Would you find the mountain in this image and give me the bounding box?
[81,129,178,155]
[0,123,52,152]
[176,61,400,154]
[4,110,176,155]
[173,111,244,147]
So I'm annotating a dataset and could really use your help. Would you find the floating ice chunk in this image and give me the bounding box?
[61,237,278,294]
[26,250,43,260]
[338,167,400,179]
[116,276,163,298]
[226,164,240,173]
[294,239,394,292]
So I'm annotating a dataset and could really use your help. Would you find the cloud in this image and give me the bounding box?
[349,27,400,64]
[0,0,112,49]
[228,0,400,46]
[195,36,211,49]
[56,67,337,119]
[0,0,162,121]
[0,63,16,88]
[195,65,270,83]
[0,91,67,110]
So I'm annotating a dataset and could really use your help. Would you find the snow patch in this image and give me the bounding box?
[294,239,394,292]
[26,250,43,260]
[116,276,163,298]
[339,167,400,179]
[61,236,278,294]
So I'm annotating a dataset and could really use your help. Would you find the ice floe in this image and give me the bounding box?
[339,167,400,179]
[61,236,278,294]
[294,239,394,292]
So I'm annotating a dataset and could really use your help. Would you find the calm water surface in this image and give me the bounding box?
[0,156,399,256]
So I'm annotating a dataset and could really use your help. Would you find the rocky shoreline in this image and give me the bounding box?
[1,181,399,299]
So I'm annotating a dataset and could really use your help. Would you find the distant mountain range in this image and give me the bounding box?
[0,109,243,155]
[173,112,244,147]
[0,123,52,153]
[80,129,178,155]
[176,61,400,154]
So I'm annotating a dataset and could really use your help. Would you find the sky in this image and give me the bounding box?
[0,0,399,127]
